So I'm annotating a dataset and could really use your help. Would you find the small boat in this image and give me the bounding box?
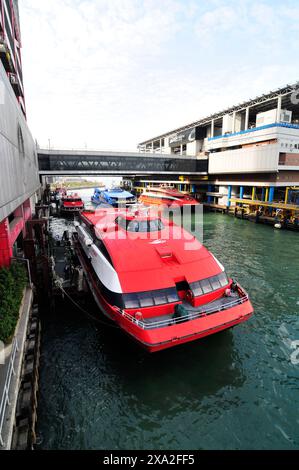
[139,184,199,208]
[60,193,84,213]
[91,187,136,206]
[73,208,253,352]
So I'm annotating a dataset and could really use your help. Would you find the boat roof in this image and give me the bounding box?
[102,188,134,198]
[80,209,223,292]
[62,194,82,200]
[146,186,189,197]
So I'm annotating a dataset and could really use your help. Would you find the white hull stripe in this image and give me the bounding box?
[76,226,123,294]
[141,192,183,202]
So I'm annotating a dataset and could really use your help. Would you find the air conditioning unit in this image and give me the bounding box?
[256,108,292,126]
[280,110,292,124]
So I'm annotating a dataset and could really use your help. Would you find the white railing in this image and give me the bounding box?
[0,338,19,447]
[117,294,249,330]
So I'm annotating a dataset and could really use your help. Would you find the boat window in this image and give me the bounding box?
[123,293,139,309]
[210,276,221,290]
[218,272,229,287]
[123,287,179,309]
[200,278,213,294]
[166,290,180,303]
[115,216,164,232]
[190,272,229,297]
[190,281,203,297]
[108,188,123,193]
[63,198,82,202]
[153,292,168,305]
[138,292,154,307]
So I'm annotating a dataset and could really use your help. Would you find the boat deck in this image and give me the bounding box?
[141,293,241,329]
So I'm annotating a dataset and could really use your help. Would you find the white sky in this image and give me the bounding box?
[19,0,299,151]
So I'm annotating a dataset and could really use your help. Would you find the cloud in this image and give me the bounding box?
[19,0,299,150]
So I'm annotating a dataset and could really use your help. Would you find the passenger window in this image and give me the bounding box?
[166,289,179,303]
[138,292,154,307]
[191,281,203,297]
[124,294,139,309]
[154,292,167,305]
[200,278,213,293]
[210,276,221,290]
[218,272,229,287]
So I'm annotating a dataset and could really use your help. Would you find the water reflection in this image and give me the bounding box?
[37,205,299,450]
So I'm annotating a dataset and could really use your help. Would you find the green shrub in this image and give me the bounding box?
[0,263,27,343]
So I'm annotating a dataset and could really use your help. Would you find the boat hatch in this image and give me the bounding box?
[155,245,173,259]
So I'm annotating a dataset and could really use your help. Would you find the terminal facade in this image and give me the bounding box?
[138,84,299,207]
[0,0,39,267]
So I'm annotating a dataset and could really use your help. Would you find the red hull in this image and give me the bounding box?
[139,186,199,208]
[139,195,198,208]
[75,242,253,353]
[119,303,253,352]
[61,195,84,212]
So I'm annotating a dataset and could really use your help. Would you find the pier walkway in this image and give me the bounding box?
[0,288,33,449]
[38,149,208,176]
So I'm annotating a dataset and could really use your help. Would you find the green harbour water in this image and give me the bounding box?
[37,206,299,450]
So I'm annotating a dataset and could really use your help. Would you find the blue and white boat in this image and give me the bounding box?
[91,187,136,206]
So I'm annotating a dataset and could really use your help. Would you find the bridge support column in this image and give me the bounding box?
[268,187,275,203]
[211,119,215,138]
[276,96,282,122]
[207,184,213,203]
[245,107,250,130]
[227,185,232,207]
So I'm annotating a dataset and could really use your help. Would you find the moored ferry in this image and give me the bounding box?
[60,193,84,213]
[139,184,199,208]
[91,187,136,206]
[73,208,253,352]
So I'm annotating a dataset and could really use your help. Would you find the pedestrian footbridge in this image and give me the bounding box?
[37,149,208,176]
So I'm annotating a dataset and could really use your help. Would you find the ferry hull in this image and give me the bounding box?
[75,241,253,353]
[139,194,198,208]
[118,301,253,353]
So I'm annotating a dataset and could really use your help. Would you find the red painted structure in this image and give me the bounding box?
[0,198,32,266]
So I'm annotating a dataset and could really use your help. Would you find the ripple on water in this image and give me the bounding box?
[37,209,299,449]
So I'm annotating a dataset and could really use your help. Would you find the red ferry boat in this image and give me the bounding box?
[73,208,253,352]
[60,193,84,213]
[139,184,199,208]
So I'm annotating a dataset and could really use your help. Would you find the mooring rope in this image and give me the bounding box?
[53,274,120,329]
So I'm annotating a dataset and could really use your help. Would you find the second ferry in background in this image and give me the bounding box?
[60,193,84,214]
[139,184,199,208]
[91,187,136,206]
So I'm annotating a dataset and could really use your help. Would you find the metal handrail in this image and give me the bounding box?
[118,295,249,330]
[0,338,19,447]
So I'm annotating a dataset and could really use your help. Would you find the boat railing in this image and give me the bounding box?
[0,337,19,447]
[117,294,249,330]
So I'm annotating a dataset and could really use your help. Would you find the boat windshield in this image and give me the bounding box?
[63,198,82,202]
[115,216,164,232]
[123,287,179,309]
[108,188,123,193]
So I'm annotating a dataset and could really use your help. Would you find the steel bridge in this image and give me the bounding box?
[37,149,208,176]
